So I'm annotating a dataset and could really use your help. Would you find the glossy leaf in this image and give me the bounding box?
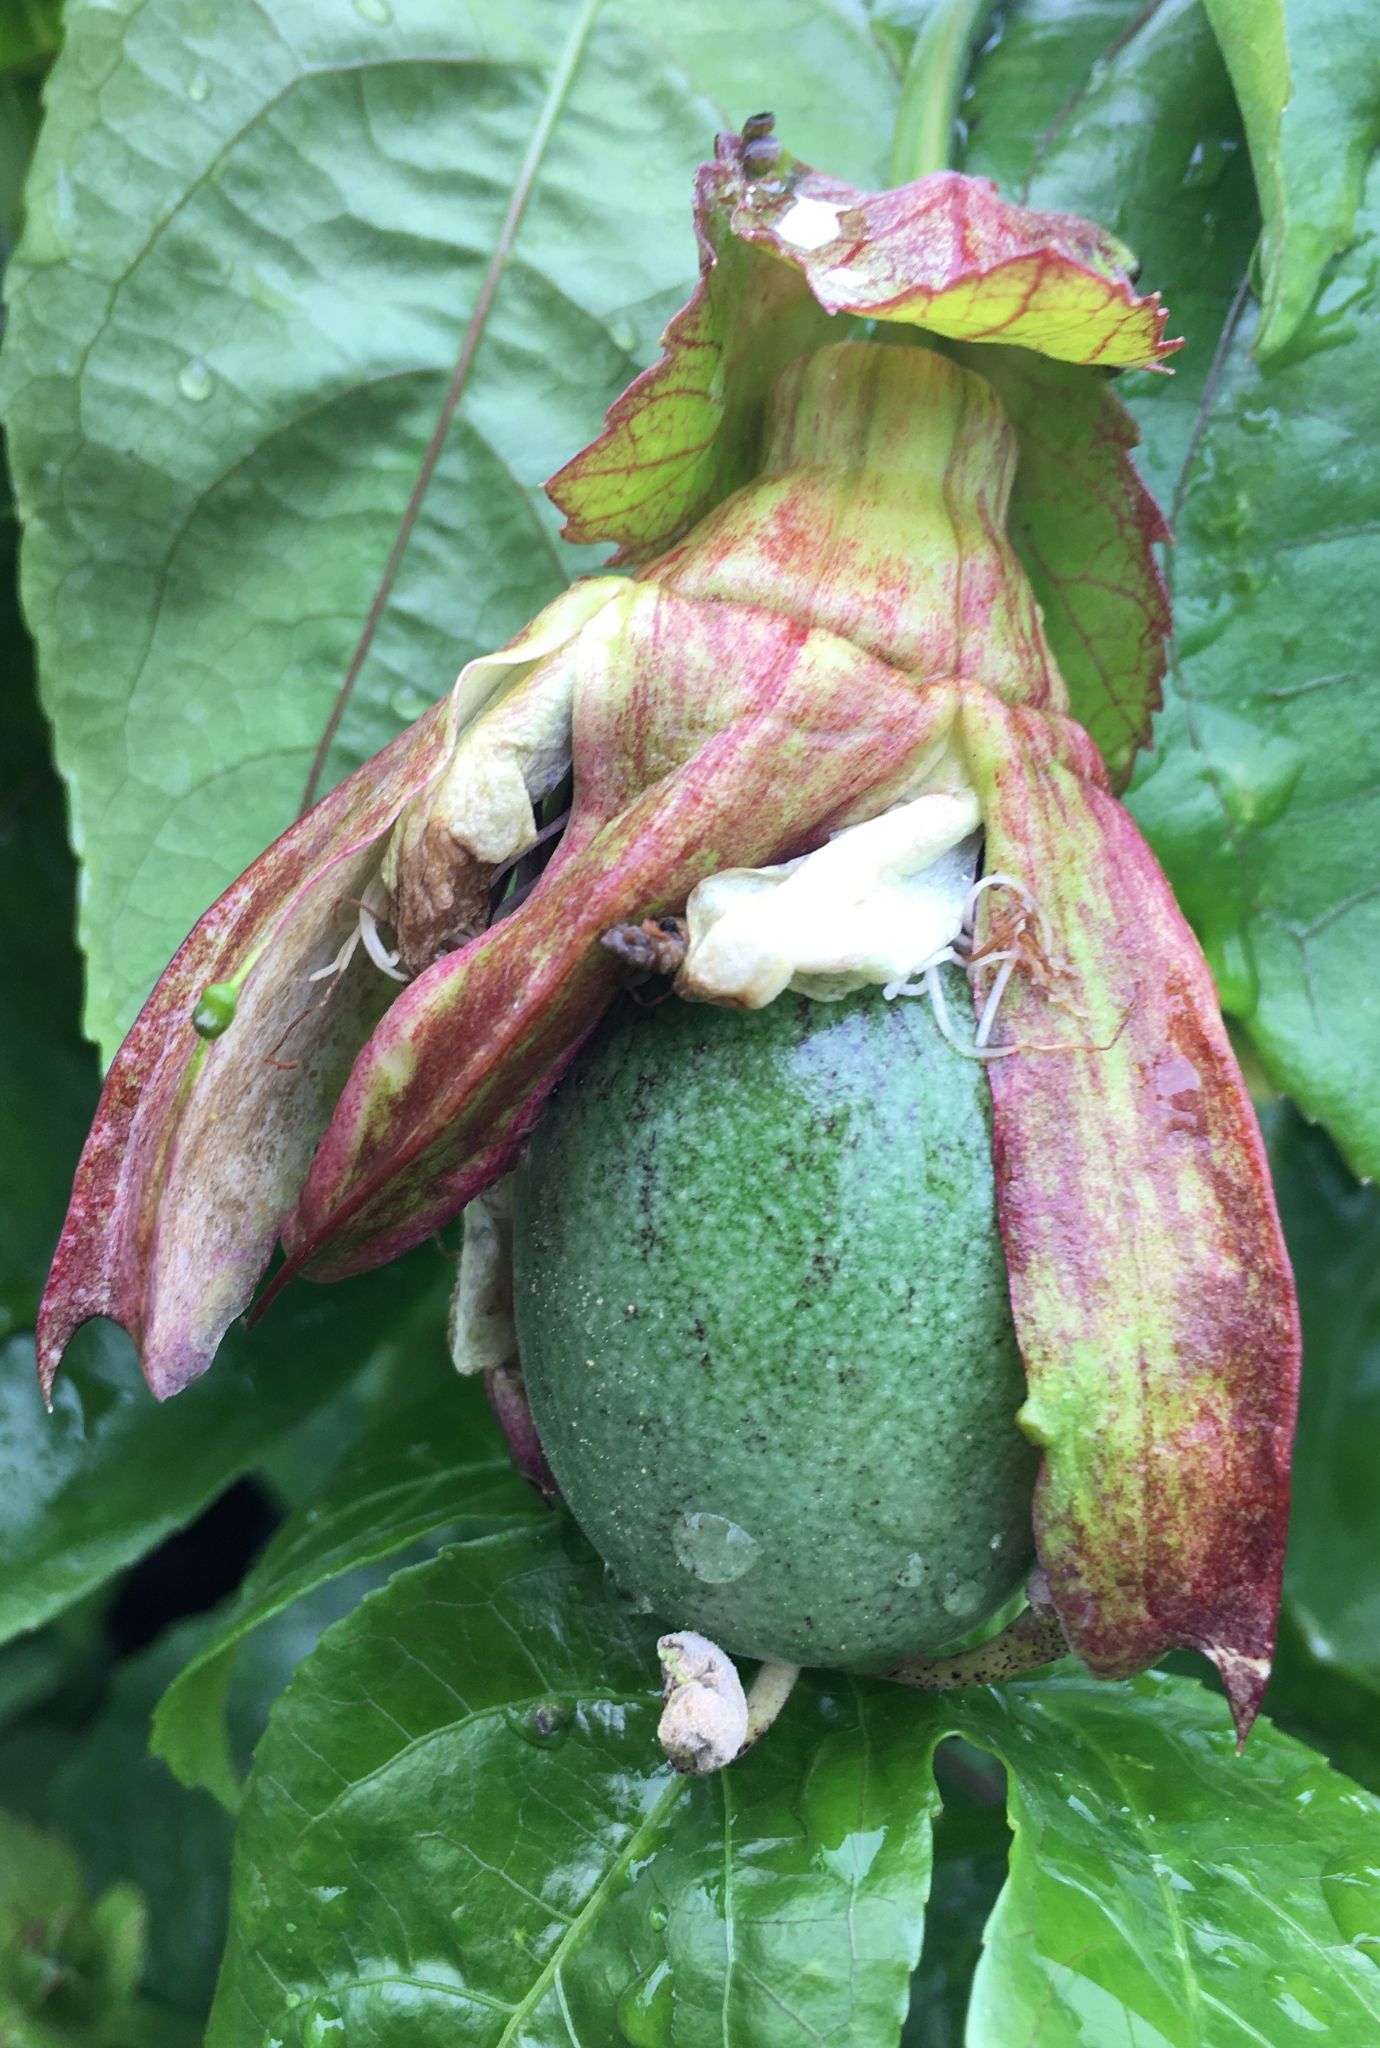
[0,0,896,1064]
[954,1673,1380,2047]
[963,692,1297,1733]
[1202,0,1380,357]
[1268,1109,1380,1691]
[962,0,1259,506]
[0,1254,451,1650]
[1129,163,1380,1181]
[154,1381,539,1807]
[965,0,1380,1177]
[210,1523,940,2047]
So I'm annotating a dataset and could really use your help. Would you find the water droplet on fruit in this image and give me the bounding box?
[989,1532,1005,1551]
[616,1959,674,2048]
[895,1552,926,1587]
[941,1570,981,1614]
[178,358,213,402]
[673,1511,759,1583]
[1323,1855,1380,1959]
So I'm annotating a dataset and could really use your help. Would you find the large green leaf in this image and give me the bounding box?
[1202,0,1380,358]
[0,1253,459,1648]
[965,0,1380,1176]
[1128,168,1380,1180]
[212,1509,1380,2045]
[153,1380,540,1807]
[0,0,897,1063]
[0,467,90,1340]
[1268,1108,1380,1687]
[211,1522,941,2047]
[962,0,1259,508]
[953,1673,1380,2045]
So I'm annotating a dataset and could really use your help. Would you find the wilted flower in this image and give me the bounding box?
[40,122,1298,1741]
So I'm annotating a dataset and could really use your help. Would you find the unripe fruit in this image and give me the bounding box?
[512,974,1038,1668]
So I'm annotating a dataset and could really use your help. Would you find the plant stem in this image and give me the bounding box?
[890,0,1000,184]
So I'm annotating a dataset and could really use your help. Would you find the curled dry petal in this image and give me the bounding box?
[37,583,628,1398]
[958,690,1300,1741]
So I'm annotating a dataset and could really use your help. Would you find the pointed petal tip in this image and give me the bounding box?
[1207,1641,1273,1751]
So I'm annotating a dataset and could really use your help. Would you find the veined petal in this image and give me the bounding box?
[743,164,1176,365]
[279,590,964,1283]
[549,127,1176,566]
[648,344,1066,716]
[37,582,627,1399]
[36,709,452,1400]
[959,690,1300,1739]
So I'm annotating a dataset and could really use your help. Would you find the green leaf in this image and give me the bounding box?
[0,467,91,1342]
[0,1810,148,2048]
[1129,165,1380,1180]
[0,1,61,77]
[1202,0,1380,358]
[48,1570,425,2027]
[0,0,897,1063]
[44,1619,238,2024]
[0,1252,451,1648]
[153,1380,540,1807]
[952,1672,1380,2045]
[963,0,1259,507]
[966,0,1380,1173]
[211,1522,940,2046]
[1268,1108,1380,1691]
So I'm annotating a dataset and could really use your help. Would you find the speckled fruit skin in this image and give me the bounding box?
[511,976,1038,1668]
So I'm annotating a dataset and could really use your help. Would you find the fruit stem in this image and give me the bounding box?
[743,1661,801,1751]
[883,1569,1069,1689]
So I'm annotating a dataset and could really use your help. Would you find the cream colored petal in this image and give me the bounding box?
[679,788,982,1007]
[449,1175,516,1378]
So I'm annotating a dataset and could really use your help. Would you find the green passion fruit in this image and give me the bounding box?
[511,973,1038,1669]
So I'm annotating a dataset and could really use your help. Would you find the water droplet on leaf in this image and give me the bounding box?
[178,357,214,402]
[353,0,393,20]
[616,1960,674,2048]
[187,68,210,102]
[895,1552,926,1587]
[1323,1856,1380,1960]
[511,1695,574,1746]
